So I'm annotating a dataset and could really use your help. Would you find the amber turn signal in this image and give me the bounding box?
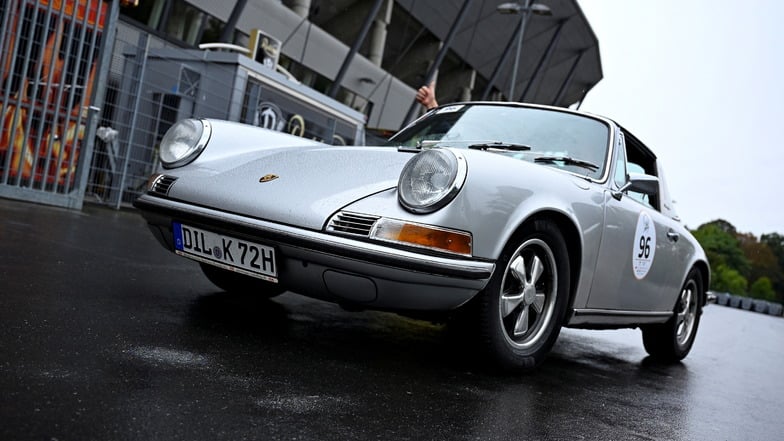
[371,218,472,256]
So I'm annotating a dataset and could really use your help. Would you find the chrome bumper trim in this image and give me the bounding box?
[133,194,495,280]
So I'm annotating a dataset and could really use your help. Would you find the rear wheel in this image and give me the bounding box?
[642,268,703,361]
[473,220,571,371]
[199,263,285,298]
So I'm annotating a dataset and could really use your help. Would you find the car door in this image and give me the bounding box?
[586,132,682,312]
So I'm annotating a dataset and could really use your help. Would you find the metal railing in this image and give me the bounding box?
[3,2,366,210]
[0,0,115,209]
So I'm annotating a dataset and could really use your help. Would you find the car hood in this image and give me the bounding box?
[168,146,411,229]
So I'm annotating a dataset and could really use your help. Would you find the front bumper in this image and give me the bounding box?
[134,194,495,311]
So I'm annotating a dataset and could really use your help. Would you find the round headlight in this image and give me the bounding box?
[398,148,467,213]
[159,119,211,168]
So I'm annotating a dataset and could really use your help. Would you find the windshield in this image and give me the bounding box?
[387,104,612,179]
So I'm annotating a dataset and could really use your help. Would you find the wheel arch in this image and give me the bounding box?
[690,259,711,306]
[509,210,583,313]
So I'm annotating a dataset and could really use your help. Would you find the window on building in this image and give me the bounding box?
[121,0,224,46]
[163,1,204,45]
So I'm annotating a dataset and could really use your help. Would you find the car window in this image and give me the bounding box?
[626,162,655,208]
[620,128,661,211]
[613,134,655,209]
[613,133,628,188]
[388,104,611,180]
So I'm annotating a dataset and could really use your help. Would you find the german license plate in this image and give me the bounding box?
[172,222,277,283]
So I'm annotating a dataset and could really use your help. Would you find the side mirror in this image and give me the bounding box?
[613,172,659,200]
[627,172,659,195]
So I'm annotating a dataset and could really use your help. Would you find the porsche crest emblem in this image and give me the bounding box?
[259,174,279,183]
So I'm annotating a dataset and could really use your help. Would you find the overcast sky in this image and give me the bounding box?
[577,0,783,237]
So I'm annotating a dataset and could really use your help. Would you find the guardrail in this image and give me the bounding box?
[709,291,784,317]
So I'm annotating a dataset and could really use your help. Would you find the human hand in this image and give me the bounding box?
[415,82,438,110]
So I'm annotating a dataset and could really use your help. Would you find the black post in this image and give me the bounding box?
[552,50,584,107]
[327,0,385,99]
[402,0,473,127]
[518,19,565,102]
[480,18,523,100]
[219,0,249,43]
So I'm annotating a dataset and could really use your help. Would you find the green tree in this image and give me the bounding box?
[749,277,776,301]
[709,219,738,236]
[760,233,784,301]
[761,233,784,267]
[711,264,748,295]
[692,221,750,279]
[738,233,782,302]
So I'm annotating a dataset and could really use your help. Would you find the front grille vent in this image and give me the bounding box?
[150,175,178,196]
[327,211,380,237]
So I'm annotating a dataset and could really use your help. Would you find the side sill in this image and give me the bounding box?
[566,308,672,328]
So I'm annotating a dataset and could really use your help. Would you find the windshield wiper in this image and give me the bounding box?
[468,142,532,151]
[534,155,600,172]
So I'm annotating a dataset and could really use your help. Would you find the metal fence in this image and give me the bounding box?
[3,1,367,210]
[0,0,116,209]
[84,21,186,208]
[84,18,366,209]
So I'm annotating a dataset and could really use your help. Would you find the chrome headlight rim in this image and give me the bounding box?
[160,118,212,169]
[398,148,467,214]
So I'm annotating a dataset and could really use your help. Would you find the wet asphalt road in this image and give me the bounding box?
[1,198,782,441]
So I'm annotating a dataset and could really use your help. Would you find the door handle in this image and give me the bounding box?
[667,229,680,242]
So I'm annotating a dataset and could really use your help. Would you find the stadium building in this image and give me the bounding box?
[0,0,602,208]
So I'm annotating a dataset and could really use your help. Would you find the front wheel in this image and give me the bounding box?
[473,220,571,371]
[199,263,285,298]
[641,268,703,361]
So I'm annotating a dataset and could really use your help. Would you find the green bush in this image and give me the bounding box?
[749,277,776,301]
[711,264,747,296]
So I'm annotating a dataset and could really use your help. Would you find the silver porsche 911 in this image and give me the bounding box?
[134,102,709,371]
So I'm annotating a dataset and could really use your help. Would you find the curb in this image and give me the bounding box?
[708,291,784,317]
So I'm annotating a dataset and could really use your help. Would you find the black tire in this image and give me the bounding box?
[199,263,285,298]
[641,268,703,361]
[474,220,571,371]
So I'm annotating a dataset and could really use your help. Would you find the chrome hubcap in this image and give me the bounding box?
[499,238,557,349]
[676,280,698,346]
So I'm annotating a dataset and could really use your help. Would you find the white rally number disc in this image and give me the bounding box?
[632,211,656,279]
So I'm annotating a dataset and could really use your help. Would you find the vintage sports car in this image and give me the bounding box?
[134,102,709,371]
